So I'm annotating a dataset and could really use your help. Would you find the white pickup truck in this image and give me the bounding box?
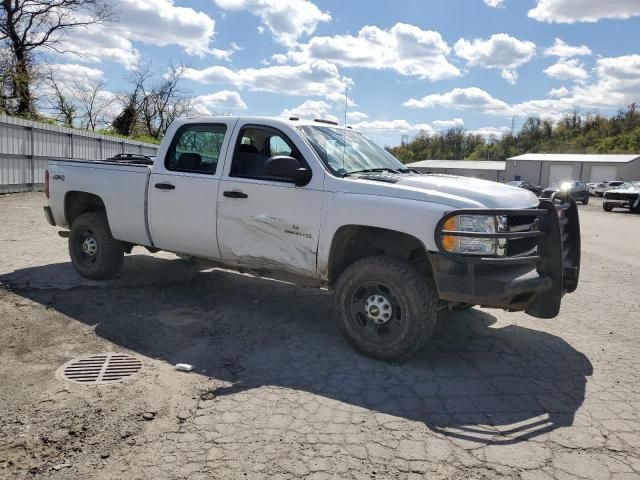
[43,116,581,360]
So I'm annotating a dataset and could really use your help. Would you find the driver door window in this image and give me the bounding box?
[229,127,299,181]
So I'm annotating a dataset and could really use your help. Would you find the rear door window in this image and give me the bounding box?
[166,124,227,174]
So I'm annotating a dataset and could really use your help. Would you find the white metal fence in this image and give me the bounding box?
[0,115,159,193]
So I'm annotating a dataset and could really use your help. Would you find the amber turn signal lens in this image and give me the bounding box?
[441,217,458,252]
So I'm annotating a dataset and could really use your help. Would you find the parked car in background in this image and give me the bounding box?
[595,180,624,197]
[507,180,542,197]
[587,183,598,196]
[603,182,640,212]
[541,181,590,205]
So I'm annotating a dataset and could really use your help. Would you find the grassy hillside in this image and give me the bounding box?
[387,104,640,163]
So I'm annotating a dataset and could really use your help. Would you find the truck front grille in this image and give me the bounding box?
[605,192,635,201]
[505,215,538,257]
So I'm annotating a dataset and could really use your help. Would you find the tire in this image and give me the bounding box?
[603,203,613,212]
[334,256,437,361]
[631,197,640,214]
[69,212,124,279]
[582,195,589,205]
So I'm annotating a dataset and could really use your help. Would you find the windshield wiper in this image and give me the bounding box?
[343,167,400,177]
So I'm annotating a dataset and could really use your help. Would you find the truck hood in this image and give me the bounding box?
[376,174,539,209]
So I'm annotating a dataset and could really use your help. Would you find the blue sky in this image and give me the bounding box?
[51,0,640,145]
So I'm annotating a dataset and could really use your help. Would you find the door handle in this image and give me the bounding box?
[223,190,248,199]
[155,183,175,190]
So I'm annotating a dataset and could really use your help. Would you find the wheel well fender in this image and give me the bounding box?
[327,225,432,286]
[64,191,107,227]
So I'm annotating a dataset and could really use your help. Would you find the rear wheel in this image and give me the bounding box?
[582,195,589,205]
[69,212,124,279]
[334,256,437,361]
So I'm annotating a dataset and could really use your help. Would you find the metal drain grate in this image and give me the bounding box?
[58,353,142,385]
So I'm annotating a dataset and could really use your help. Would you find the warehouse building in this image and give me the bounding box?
[406,160,506,181]
[506,154,640,188]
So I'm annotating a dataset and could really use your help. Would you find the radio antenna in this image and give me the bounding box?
[342,84,348,171]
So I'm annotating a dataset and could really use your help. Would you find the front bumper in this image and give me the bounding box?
[603,199,633,208]
[431,197,580,319]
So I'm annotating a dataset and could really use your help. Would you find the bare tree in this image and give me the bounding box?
[112,63,153,137]
[142,64,192,139]
[73,76,109,131]
[42,65,76,126]
[113,63,193,139]
[0,46,12,114]
[0,0,112,116]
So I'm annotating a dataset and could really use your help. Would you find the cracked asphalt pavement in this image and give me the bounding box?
[1,192,639,479]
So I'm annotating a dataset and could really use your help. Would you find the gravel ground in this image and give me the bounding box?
[0,192,639,480]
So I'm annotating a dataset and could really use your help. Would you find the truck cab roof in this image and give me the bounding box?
[171,115,351,130]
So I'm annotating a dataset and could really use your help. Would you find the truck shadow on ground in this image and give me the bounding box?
[5,255,593,446]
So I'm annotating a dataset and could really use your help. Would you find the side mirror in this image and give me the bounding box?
[265,156,311,186]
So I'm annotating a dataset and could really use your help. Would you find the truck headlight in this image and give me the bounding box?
[441,215,502,256]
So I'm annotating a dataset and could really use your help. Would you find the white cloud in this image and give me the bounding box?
[193,91,248,114]
[544,59,589,83]
[352,119,435,134]
[529,0,640,23]
[403,86,570,120]
[404,87,511,115]
[468,126,511,138]
[347,111,369,122]
[183,61,351,100]
[279,101,367,123]
[281,100,338,122]
[484,0,505,7]
[547,86,570,98]
[570,54,640,108]
[543,38,592,58]
[285,23,461,81]
[454,33,536,83]
[213,0,330,46]
[404,54,640,121]
[511,98,576,120]
[57,24,140,69]
[501,69,519,84]
[38,64,107,106]
[58,0,226,69]
[432,118,465,129]
[48,64,105,83]
[114,0,216,56]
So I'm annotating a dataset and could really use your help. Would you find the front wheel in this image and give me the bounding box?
[582,195,589,205]
[69,212,124,279]
[603,203,613,212]
[334,256,437,361]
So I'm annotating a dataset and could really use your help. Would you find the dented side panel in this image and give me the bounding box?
[217,178,324,278]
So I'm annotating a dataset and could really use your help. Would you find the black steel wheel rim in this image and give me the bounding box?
[347,281,405,344]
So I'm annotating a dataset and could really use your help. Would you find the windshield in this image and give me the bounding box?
[298,125,405,176]
[507,181,520,186]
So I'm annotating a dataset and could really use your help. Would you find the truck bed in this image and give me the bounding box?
[47,158,153,247]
